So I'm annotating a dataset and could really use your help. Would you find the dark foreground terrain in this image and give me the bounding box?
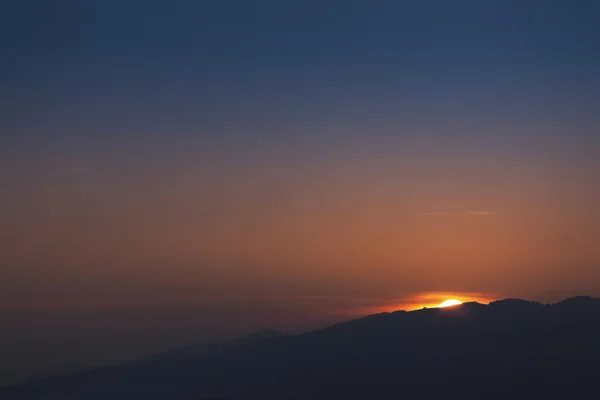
[2,296,600,399]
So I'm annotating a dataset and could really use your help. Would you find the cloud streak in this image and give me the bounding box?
[467,211,496,216]
[420,212,454,216]
[420,211,496,216]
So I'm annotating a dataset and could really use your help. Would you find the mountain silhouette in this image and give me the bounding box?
[21,364,94,384]
[2,297,599,399]
[132,328,284,364]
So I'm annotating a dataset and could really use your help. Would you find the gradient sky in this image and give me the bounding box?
[1,0,600,382]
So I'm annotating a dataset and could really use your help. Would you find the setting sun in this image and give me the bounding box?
[439,299,463,308]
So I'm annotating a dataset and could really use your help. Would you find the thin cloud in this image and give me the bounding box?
[420,212,454,216]
[419,211,496,217]
[467,211,496,216]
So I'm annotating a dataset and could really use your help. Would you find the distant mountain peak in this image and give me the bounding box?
[131,329,285,364]
[459,301,485,307]
[240,329,284,341]
[557,295,596,304]
[489,298,544,307]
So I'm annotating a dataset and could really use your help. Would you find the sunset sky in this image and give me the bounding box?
[1,0,599,380]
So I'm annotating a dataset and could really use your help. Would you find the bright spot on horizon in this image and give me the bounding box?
[439,299,463,308]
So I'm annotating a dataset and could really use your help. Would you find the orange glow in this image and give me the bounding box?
[356,292,497,315]
[439,299,463,308]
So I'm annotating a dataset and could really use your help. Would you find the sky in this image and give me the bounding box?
[1,0,600,384]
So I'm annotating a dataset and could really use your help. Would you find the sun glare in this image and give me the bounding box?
[439,299,463,308]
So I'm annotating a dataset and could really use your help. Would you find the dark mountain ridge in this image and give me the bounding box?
[132,328,284,364]
[3,296,600,399]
